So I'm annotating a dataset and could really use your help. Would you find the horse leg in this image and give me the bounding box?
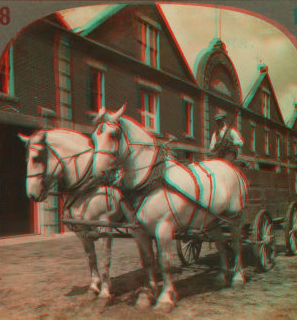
[207,228,230,287]
[121,200,157,308]
[76,232,100,294]
[97,233,113,299]
[154,219,177,314]
[229,217,245,288]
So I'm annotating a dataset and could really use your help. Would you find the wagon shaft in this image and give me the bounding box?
[61,218,139,229]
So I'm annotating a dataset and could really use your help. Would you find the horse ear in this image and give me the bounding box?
[39,130,47,143]
[98,106,106,119]
[93,106,106,126]
[110,102,127,122]
[18,133,29,144]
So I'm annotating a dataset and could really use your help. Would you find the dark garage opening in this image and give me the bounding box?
[0,124,34,237]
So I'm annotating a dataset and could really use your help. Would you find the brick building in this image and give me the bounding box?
[0,3,296,236]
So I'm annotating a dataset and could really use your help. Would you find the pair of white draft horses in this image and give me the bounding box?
[19,104,248,313]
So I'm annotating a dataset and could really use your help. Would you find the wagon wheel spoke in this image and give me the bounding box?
[292,211,297,227]
[286,203,297,255]
[265,222,273,237]
[266,241,276,260]
[292,212,297,231]
[262,220,268,237]
[177,240,202,266]
[183,243,191,263]
[188,244,193,262]
[183,243,191,261]
[253,210,276,271]
[260,244,267,268]
[289,232,297,252]
[191,244,198,259]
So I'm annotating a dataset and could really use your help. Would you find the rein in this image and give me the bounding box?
[26,139,94,195]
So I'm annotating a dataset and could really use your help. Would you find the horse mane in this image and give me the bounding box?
[120,116,155,145]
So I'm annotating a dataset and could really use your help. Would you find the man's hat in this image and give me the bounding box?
[214,108,227,121]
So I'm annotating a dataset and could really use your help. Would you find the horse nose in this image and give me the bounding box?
[29,193,38,202]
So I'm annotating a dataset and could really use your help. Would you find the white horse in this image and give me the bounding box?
[91,105,249,313]
[18,129,124,299]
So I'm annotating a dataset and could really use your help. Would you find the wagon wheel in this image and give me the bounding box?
[285,202,297,255]
[176,239,202,266]
[253,209,276,272]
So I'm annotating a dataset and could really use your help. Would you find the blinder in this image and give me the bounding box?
[94,121,124,158]
[25,134,61,191]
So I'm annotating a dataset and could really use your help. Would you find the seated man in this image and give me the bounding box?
[209,109,244,162]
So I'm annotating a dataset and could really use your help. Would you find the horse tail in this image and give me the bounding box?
[233,166,249,209]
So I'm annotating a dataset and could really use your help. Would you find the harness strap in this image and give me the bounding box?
[164,180,239,227]
[164,187,183,229]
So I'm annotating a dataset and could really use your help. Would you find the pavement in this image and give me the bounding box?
[0,232,75,247]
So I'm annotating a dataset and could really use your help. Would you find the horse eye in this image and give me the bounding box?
[32,152,43,163]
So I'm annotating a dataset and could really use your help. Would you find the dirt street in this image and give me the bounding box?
[0,232,296,320]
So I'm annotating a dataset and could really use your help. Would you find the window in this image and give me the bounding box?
[294,139,297,156]
[264,128,270,155]
[184,151,194,162]
[250,122,256,152]
[135,16,160,68]
[182,97,194,138]
[0,46,14,95]
[262,90,270,118]
[140,89,160,132]
[259,162,276,172]
[286,133,291,157]
[88,67,105,112]
[55,34,72,128]
[276,133,281,158]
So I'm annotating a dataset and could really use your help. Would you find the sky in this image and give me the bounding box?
[60,3,297,122]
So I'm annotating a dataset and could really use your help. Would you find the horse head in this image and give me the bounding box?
[18,130,63,202]
[92,103,129,181]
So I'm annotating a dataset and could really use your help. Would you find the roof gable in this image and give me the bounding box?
[243,64,285,125]
[46,12,72,30]
[67,4,196,84]
[286,103,297,129]
[73,4,127,35]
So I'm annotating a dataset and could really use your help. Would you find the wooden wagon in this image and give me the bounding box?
[176,167,297,271]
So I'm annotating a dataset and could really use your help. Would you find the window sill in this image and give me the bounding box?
[147,129,163,138]
[0,93,19,103]
[183,134,195,140]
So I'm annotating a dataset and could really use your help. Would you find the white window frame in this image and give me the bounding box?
[182,95,194,138]
[264,127,270,155]
[250,122,256,153]
[294,139,297,156]
[135,14,160,69]
[276,132,281,158]
[55,34,72,128]
[86,60,106,113]
[140,89,160,133]
[136,77,161,133]
[0,45,14,96]
[287,132,291,158]
[262,89,271,119]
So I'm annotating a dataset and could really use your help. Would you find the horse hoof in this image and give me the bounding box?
[216,272,228,287]
[136,292,152,309]
[154,301,175,314]
[97,295,114,308]
[99,291,113,300]
[231,275,245,289]
[89,283,100,294]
